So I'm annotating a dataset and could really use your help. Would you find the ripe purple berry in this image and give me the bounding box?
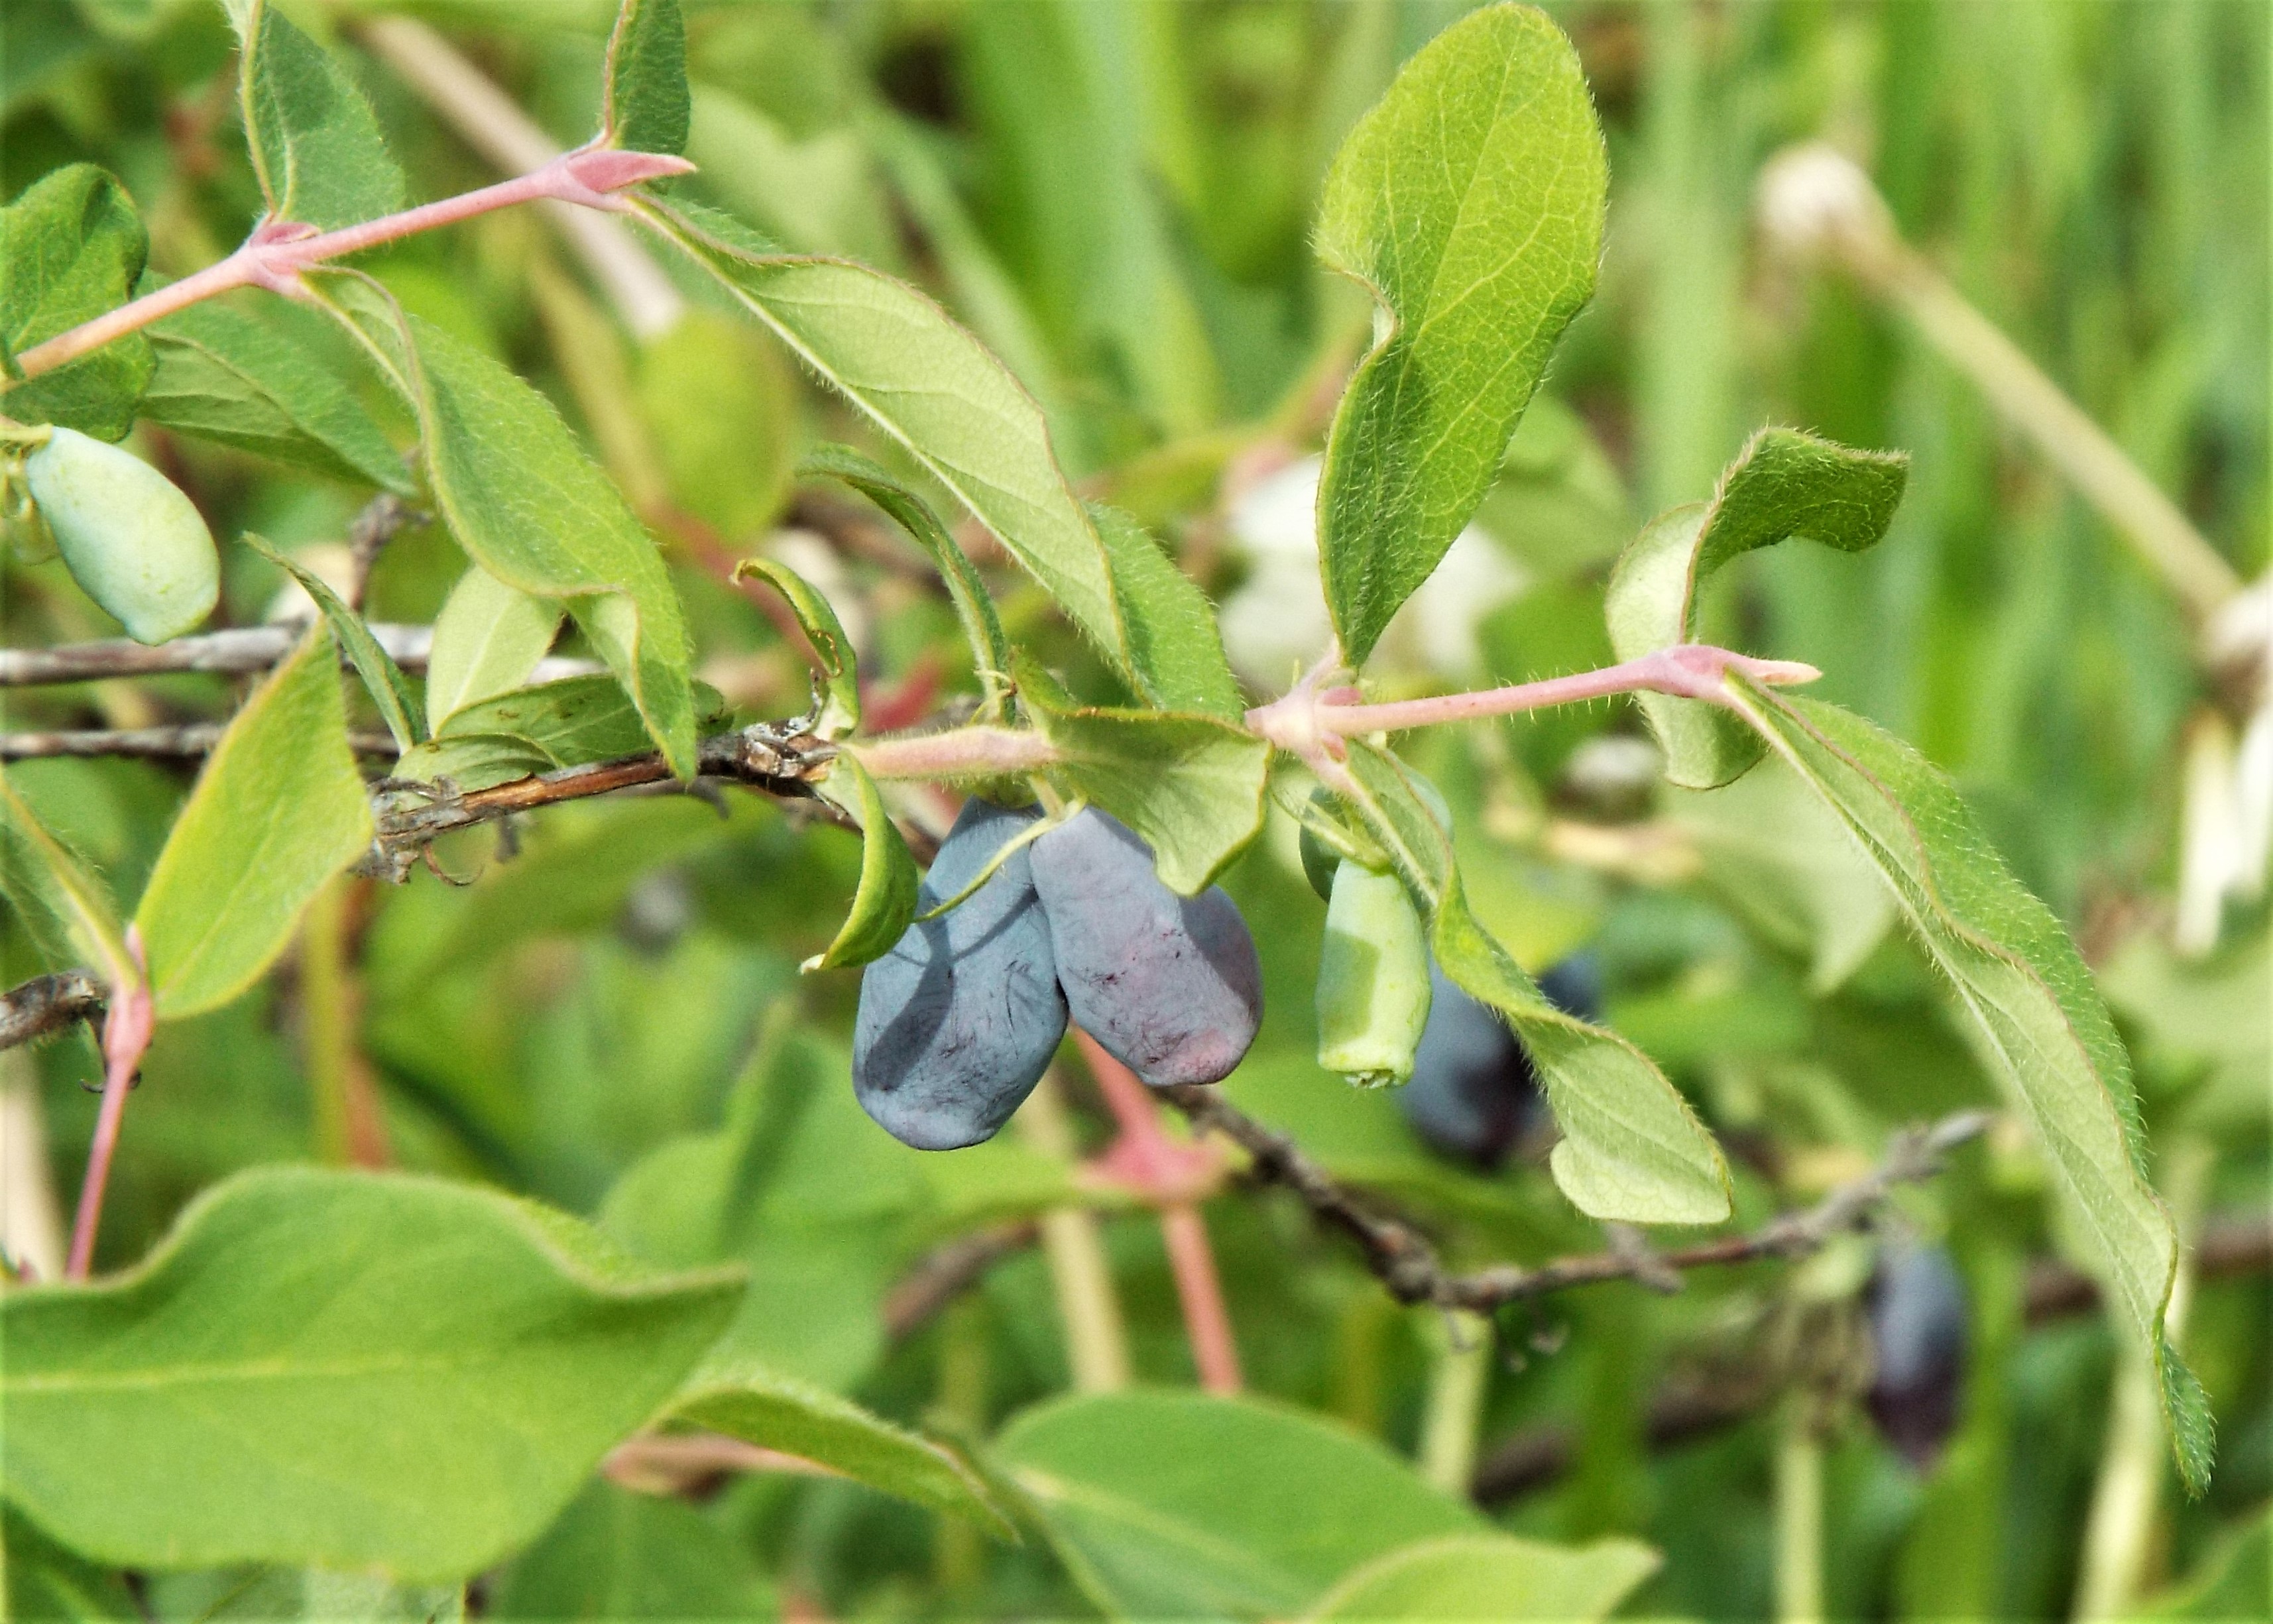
[1029,807,1262,1088]
[852,799,1067,1149]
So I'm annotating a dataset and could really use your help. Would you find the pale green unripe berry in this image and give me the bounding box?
[24,428,219,645]
[1316,858,1432,1088]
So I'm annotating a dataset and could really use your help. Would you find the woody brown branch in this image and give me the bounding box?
[1156,1084,1993,1311]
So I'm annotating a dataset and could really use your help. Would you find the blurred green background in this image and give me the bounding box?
[3,1,2265,1618]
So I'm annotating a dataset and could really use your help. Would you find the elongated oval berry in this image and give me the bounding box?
[1030,807,1262,1088]
[1399,953,1597,1166]
[24,427,219,645]
[852,799,1067,1149]
[1315,860,1431,1087]
[1865,1242,1967,1468]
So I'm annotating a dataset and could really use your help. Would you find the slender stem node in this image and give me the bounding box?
[7,148,695,385]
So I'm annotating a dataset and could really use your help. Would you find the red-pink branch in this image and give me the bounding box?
[65,927,153,1281]
[1075,1031,1243,1395]
[1246,644,1820,756]
[7,147,693,384]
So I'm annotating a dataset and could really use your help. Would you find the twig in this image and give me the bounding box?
[603,1432,842,1496]
[344,491,417,612]
[3,725,402,760]
[0,622,598,686]
[362,723,837,878]
[0,971,104,1052]
[882,1223,1037,1343]
[1470,1208,2273,1505]
[1159,1085,1992,1312]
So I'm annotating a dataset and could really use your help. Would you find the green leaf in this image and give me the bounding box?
[995,1391,1482,1619]
[385,733,557,795]
[1090,501,1244,719]
[1016,660,1269,895]
[798,443,1012,715]
[133,626,375,1019]
[0,767,132,990]
[243,534,424,749]
[1605,427,1908,787]
[139,300,410,492]
[430,673,721,767]
[318,292,698,778]
[0,163,152,441]
[1302,1533,1660,1623]
[1313,5,1605,664]
[1334,743,1731,1223]
[1715,677,2213,1492]
[634,203,1138,687]
[230,0,404,230]
[5,1503,138,1622]
[805,755,917,972]
[1670,752,1897,994]
[422,565,563,730]
[599,0,688,158]
[666,1360,1014,1537]
[732,555,858,739]
[0,1167,742,1583]
[491,1482,766,1623]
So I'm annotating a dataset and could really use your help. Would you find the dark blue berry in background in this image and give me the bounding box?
[1399,951,1600,1167]
[1031,808,1263,1087]
[1865,1242,1969,1468]
[852,799,1067,1149]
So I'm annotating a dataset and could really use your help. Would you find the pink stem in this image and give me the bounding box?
[65,928,153,1281]
[1246,644,1820,749]
[1078,1029,1172,1149]
[1161,1203,1244,1394]
[9,147,693,383]
[1072,1030,1243,1394]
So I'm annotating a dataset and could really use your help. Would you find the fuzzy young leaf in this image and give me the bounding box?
[0,164,152,440]
[1314,5,1605,664]
[0,1168,742,1582]
[805,755,917,972]
[0,768,132,992]
[667,1359,1012,1535]
[1606,428,1908,787]
[996,1391,1482,1619]
[424,565,564,730]
[599,0,689,158]
[1303,1533,1659,1623]
[1334,744,1731,1223]
[133,626,374,1018]
[1716,677,2213,1492]
[318,290,699,778]
[230,0,404,230]
[140,300,411,492]
[799,443,1012,715]
[244,534,424,749]
[1091,502,1244,720]
[634,203,1137,689]
[733,556,858,739]
[1017,660,1267,895]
